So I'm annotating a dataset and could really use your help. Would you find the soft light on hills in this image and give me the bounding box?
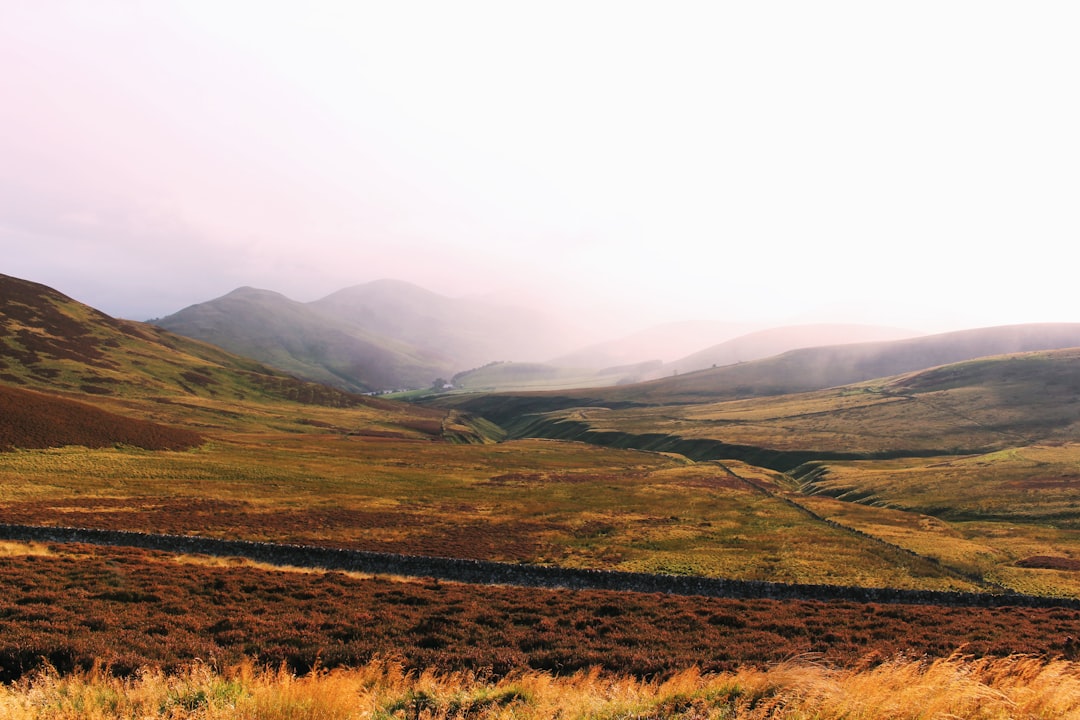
[662,323,924,377]
[596,322,1080,405]
[155,279,587,392]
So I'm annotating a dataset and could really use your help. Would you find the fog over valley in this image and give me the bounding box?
[3,2,1078,340]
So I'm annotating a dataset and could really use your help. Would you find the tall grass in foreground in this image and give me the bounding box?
[1,654,1078,719]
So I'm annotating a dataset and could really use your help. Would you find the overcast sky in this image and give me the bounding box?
[2,2,1078,335]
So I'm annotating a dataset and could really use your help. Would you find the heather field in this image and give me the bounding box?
[0,540,1075,684]
[0,436,969,589]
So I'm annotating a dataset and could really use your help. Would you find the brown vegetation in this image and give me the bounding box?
[0,385,202,451]
[0,542,1077,684]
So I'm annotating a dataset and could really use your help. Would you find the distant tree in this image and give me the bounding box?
[432,378,450,390]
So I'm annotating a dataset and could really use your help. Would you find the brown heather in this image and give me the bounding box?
[0,385,203,451]
[0,543,1077,684]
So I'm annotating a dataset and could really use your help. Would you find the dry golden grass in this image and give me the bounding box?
[0,540,52,557]
[1,655,1078,719]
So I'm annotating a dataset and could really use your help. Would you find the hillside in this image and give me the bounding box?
[450,359,663,393]
[151,286,452,392]
[154,279,584,392]
[0,273,447,437]
[312,279,581,368]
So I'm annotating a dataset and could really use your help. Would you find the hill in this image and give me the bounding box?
[663,323,923,376]
[154,279,582,392]
[151,286,451,393]
[582,322,1080,406]
[497,348,1080,462]
[312,279,579,369]
[0,273,448,438]
[449,359,663,393]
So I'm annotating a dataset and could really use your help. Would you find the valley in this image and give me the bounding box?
[3,272,1080,716]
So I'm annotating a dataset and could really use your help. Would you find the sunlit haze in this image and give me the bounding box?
[2,2,1077,338]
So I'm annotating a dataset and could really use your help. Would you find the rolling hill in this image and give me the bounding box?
[662,323,923,376]
[549,319,764,368]
[493,348,1080,462]
[565,322,1080,406]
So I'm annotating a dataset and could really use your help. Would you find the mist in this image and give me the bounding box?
[3,3,1078,336]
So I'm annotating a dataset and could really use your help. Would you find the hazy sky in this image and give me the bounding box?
[2,2,1078,335]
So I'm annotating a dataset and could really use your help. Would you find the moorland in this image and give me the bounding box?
[3,271,1080,717]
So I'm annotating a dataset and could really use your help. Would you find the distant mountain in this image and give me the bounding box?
[153,286,452,393]
[599,322,1080,405]
[550,320,763,369]
[311,279,578,370]
[663,323,924,376]
[154,279,581,392]
[442,323,1080,422]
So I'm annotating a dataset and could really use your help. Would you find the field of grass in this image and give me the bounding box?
[793,443,1080,596]
[4,654,1080,719]
[0,436,972,590]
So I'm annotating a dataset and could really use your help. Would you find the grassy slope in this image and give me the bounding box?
[0,384,202,451]
[492,349,1080,458]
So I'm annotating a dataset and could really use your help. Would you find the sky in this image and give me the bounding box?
[2,1,1078,337]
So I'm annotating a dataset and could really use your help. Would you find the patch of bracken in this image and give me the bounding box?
[0,385,203,451]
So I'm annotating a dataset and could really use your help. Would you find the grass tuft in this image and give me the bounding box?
[1,655,1079,719]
